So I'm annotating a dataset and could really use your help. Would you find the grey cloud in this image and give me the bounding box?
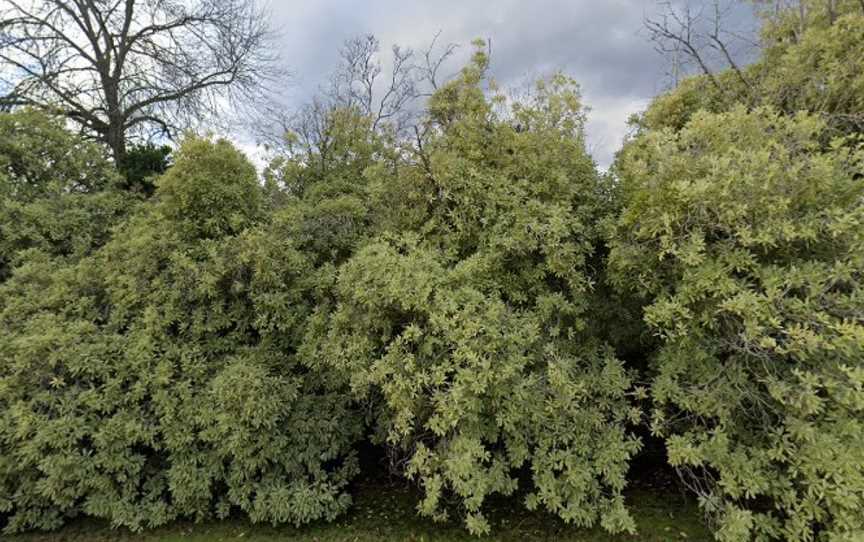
[265,0,757,168]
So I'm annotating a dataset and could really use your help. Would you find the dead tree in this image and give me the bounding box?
[644,0,758,94]
[0,0,281,164]
[254,32,458,153]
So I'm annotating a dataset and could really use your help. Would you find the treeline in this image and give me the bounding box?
[1,3,863,542]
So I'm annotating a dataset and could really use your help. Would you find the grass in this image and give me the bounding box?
[7,475,711,542]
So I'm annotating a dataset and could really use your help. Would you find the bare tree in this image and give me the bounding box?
[254,32,458,154]
[325,33,458,134]
[327,35,416,132]
[0,0,281,164]
[644,0,758,92]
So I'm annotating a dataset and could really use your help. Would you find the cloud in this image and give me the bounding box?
[584,94,649,170]
[261,0,756,168]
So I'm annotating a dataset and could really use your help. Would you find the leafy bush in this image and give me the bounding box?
[261,106,393,267]
[3,4,863,538]
[0,111,133,281]
[760,9,864,136]
[609,106,864,541]
[0,137,362,534]
[302,49,642,535]
[0,110,117,198]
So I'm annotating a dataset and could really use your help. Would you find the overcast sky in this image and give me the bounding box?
[261,0,759,169]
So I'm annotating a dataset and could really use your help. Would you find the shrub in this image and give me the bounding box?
[0,137,361,534]
[608,106,864,541]
[637,6,864,138]
[0,111,132,281]
[303,49,642,535]
[154,137,263,240]
[760,9,864,136]
[0,110,116,199]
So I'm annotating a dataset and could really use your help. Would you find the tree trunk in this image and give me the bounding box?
[107,117,127,167]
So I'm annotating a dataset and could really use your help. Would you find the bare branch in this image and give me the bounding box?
[251,32,459,154]
[644,0,758,95]
[644,2,722,90]
[0,0,283,163]
[418,31,458,93]
[707,1,752,97]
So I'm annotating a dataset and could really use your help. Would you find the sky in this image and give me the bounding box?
[258,0,760,169]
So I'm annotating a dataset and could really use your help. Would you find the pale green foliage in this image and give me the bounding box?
[0,190,134,278]
[0,110,117,199]
[637,69,745,133]
[0,137,361,534]
[155,137,262,239]
[304,47,641,535]
[760,8,864,135]
[0,111,132,281]
[609,106,864,541]
[262,107,395,269]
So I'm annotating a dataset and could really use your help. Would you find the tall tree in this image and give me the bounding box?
[0,0,279,164]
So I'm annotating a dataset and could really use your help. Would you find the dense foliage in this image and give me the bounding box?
[0,137,361,532]
[303,53,641,535]
[1,3,863,540]
[609,107,864,541]
[608,4,864,540]
[0,110,135,282]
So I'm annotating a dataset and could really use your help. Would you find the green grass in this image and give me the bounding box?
[7,478,711,542]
